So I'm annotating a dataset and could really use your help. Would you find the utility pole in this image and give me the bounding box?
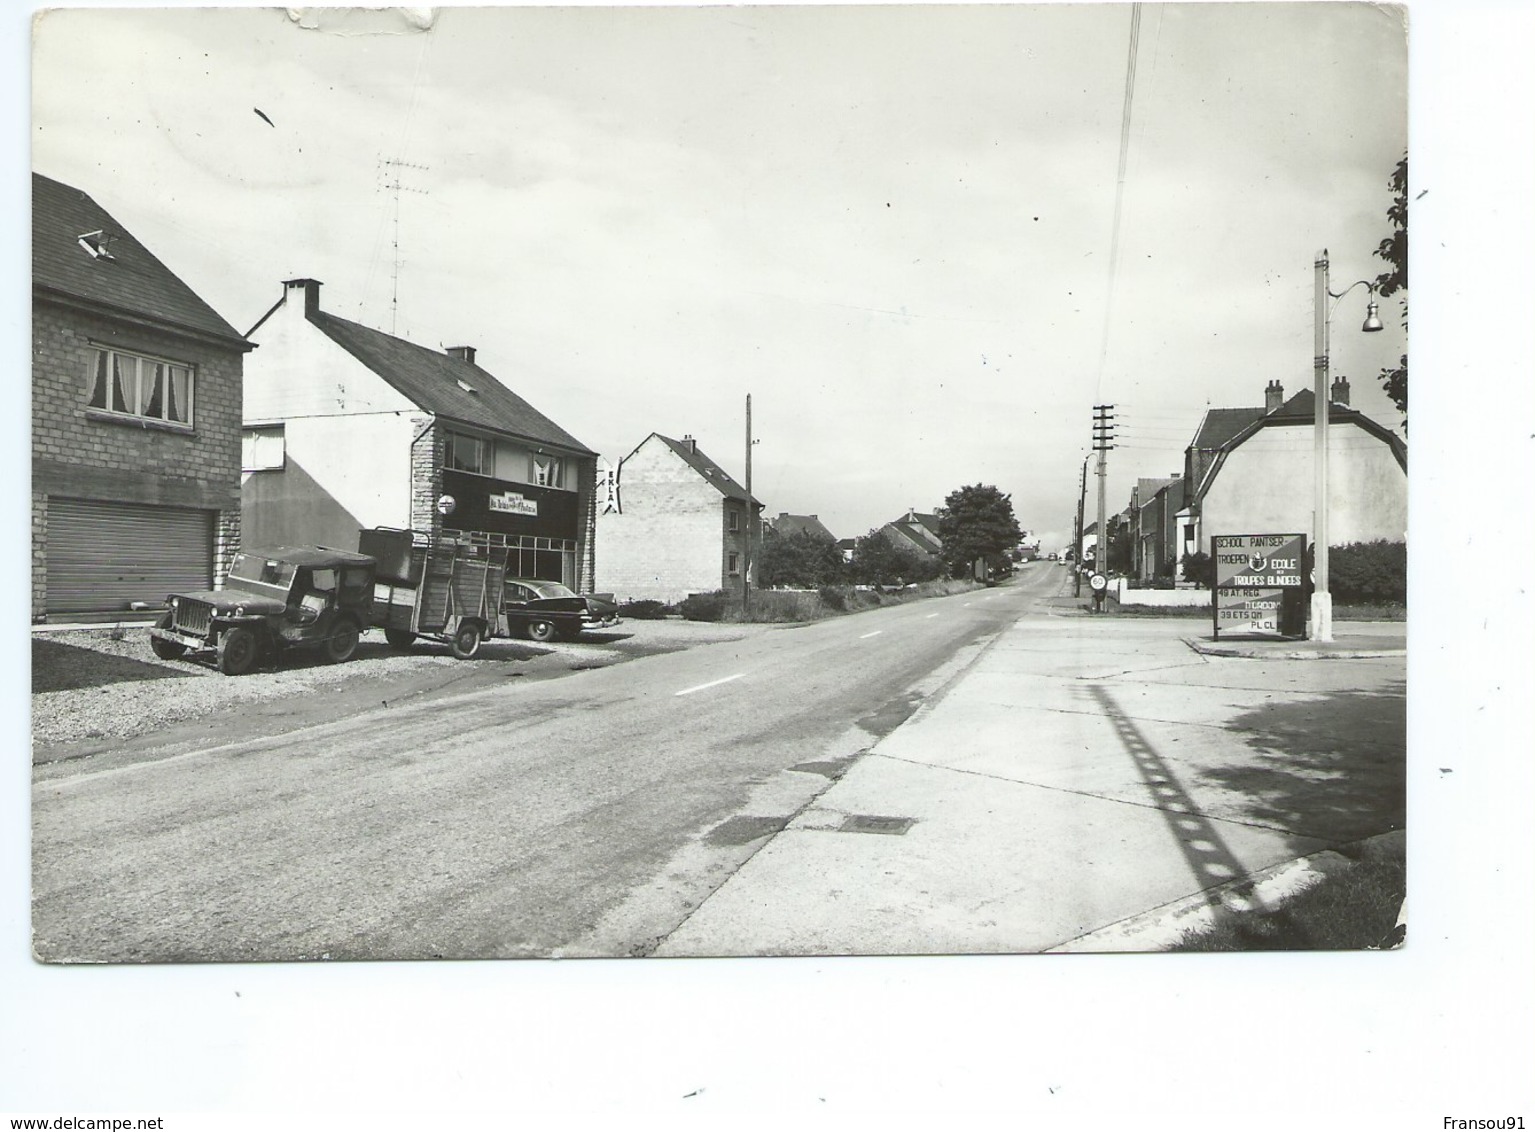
[1074,456,1087,598]
[1092,405,1115,579]
[379,158,429,335]
[743,393,753,615]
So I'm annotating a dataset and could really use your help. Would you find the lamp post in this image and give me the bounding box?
[1311,248,1384,641]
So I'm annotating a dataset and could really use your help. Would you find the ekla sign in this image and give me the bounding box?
[1212,533,1306,638]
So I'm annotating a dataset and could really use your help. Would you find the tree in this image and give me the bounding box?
[850,529,941,587]
[1374,154,1408,430]
[935,484,1023,579]
[757,525,845,588]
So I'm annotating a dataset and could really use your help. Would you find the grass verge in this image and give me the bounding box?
[1171,853,1405,951]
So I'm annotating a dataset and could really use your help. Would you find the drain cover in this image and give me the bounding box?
[707,815,788,846]
[838,814,916,836]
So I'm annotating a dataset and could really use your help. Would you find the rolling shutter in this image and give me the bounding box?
[46,498,214,616]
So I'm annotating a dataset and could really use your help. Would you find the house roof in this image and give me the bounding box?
[1189,406,1267,452]
[772,513,837,541]
[883,521,942,557]
[1194,389,1407,506]
[308,310,595,455]
[31,172,248,349]
[648,434,762,506]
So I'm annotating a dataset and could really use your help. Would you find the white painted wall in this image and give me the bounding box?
[597,438,724,602]
[1199,421,1407,552]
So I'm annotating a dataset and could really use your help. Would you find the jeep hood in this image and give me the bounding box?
[171,589,289,617]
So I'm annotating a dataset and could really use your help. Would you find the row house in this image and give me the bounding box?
[32,172,253,621]
[242,278,597,590]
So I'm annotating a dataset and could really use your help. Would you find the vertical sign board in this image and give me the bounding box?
[1212,533,1306,639]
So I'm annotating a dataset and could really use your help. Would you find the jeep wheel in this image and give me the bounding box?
[384,628,416,650]
[217,627,260,676]
[324,619,361,664]
[150,614,187,660]
[526,618,557,644]
[450,621,483,660]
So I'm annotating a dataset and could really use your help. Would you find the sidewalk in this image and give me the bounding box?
[657,609,1406,955]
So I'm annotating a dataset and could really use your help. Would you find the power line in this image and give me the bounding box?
[1095,2,1143,403]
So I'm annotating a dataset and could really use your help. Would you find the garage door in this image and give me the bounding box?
[46,497,214,616]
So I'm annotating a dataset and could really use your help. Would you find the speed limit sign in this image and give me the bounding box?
[1089,573,1108,592]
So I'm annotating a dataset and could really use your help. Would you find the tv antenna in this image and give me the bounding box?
[378,158,430,335]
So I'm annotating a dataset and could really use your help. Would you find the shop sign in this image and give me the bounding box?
[1212,533,1305,639]
[488,490,539,517]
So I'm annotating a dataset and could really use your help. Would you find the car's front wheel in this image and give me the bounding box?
[526,618,557,644]
[450,621,483,660]
[323,619,361,664]
[217,626,260,676]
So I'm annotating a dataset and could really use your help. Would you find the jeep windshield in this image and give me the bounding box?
[228,553,299,594]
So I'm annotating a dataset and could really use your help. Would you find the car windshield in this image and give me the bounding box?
[229,553,297,588]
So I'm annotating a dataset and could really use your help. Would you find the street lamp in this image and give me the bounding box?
[1312,248,1384,642]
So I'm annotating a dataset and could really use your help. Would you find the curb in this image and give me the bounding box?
[1183,637,1406,660]
[1048,829,1405,953]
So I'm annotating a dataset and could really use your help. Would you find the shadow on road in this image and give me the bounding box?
[1085,683,1312,948]
[1205,679,1406,844]
[32,638,195,692]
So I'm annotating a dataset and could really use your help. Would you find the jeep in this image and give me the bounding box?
[150,546,377,675]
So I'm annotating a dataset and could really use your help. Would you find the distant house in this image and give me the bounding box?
[770,512,837,543]
[1130,475,1183,580]
[242,278,597,590]
[835,537,858,564]
[879,508,944,564]
[1186,379,1406,560]
[31,172,253,622]
[596,433,764,603]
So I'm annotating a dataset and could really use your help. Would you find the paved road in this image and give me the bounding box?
[33,569,1062,962]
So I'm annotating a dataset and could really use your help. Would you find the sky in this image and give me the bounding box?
[27,2,1409,549]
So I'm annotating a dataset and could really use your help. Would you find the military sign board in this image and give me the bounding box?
[1212,533,1306,639]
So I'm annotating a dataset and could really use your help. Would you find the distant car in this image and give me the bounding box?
[1048,552,1058,560]
[502,579,620,642]
[150,546,376,675]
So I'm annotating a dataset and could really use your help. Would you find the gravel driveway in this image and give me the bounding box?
[31,618,771,750]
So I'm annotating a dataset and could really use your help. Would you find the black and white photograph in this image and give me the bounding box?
[8,0,1533,1123]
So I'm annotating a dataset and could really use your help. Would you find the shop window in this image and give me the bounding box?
[85,347,193,427]
[242,425,285,472]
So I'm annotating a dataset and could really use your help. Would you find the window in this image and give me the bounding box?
[727,509,740,533]
[85,347,193,426]
[728,552,740,575]
[532,453,563,489]
[242,426,285,471]
[446,431,492,475]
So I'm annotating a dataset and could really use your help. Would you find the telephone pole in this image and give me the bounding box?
[743,393,753,615]
[1073,456,1088,597]
[1092,405,1115,578]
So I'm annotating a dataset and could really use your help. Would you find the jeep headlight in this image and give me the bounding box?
[170,597,179,609]
[235,605,246,617]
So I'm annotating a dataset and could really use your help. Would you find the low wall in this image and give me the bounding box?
[1111,578,1212,608]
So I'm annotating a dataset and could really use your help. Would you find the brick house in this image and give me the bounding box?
[596,433,763,603]
[1130,475,1182,580]
[242,278,597,590]
[31,172,253,622]
[879,509,944,564]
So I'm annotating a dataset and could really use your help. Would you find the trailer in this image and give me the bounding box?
[359,527,510,659]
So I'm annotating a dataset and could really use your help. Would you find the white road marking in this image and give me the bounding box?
[859,630,882,639]
[925,613,939,619]
[674,673,745,697]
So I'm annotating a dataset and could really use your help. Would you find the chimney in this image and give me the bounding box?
[1264,379,1284,412]
[1331,376,1351,406]
[446,346,476,365]
[682,434,697,453]
[284,278,322,318]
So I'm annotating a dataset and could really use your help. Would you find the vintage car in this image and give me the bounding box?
[149,546,377,675]
[502,578,620,642]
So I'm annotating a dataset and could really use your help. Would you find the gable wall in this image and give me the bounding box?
[596,440,729,602]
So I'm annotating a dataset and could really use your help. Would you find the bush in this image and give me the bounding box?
[817,585,848,612]
[618,599,671,620]
[1330,540,1407,605]
[678,590,727,622]
[1181,550,1213,590]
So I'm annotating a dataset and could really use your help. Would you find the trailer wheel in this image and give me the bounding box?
[150,613,188,660]
[451,621,483,659]
[323,619,361,664]
[384,628,416,650]
[526,619,557,644]
[218,627,260,676]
